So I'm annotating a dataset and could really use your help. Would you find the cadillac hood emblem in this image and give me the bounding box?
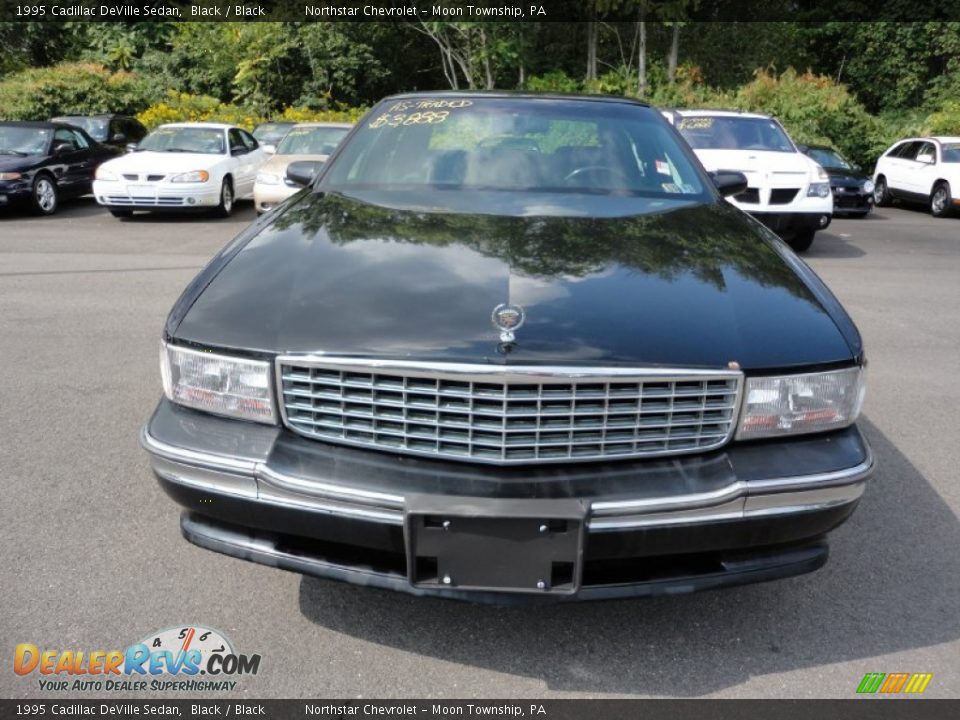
[491,303,525,342]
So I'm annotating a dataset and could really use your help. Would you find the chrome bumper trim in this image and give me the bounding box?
[141,426,873,532]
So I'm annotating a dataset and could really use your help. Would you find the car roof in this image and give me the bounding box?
[0,120,68,129]
[382,90,651,107]
[159,122,235,130]
[668,108,772,120]
[291,122,353,129]
[51,113,128,119]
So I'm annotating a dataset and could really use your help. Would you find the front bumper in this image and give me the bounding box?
[93,180,221,210]
[253,182,298,213]
[143,399,873,602]
[832,187,873,215]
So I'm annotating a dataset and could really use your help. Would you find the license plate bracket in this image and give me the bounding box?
[405,497,585,595]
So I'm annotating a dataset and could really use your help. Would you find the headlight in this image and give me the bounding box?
[0,172,22,181]
[807,182,831,198]
[160,342,276,424]
[736,367,866,440]
[256,172,280,185]
[169,170,210,183]
[862,180,875,194]
[814,165,829,181]
[94,167,116,181]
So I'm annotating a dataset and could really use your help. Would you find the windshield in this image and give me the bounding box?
[139,127,225,154]
[253,123,295,142]
[0,125,51,156]
[806,147,852,170]
[943,143,960,163]
[677,115,795,152]
[323,98,707,200]
[56,117,107,141]
[277,126,350,156]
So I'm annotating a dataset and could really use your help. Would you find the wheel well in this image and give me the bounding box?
[933,179,950,192]
[222,174,233,186]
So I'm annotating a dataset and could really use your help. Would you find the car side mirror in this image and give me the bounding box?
[262,144,276,155]
[711,171,749,197]
[125,142,138,153]
[286,160,324,187]
[231,145,249,156]
[916,153,935,165]
[110,132,126,144]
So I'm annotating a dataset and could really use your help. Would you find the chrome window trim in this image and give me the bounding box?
[274,355,744,466]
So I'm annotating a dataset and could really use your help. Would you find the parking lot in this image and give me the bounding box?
[1,198,958,699]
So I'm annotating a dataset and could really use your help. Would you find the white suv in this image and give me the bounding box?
[872,137,960,218]
[664,109,833,252]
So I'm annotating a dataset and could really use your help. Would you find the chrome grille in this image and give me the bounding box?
[277,358,742,465]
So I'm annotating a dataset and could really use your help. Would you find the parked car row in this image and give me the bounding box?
[1,115,354,218]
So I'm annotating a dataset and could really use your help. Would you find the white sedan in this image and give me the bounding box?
[93,122,265,218]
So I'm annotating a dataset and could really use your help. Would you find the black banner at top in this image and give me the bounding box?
[1,0,960,22]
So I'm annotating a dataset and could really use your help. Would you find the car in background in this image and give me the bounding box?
[142,92,872,602]
[664,109,833,252]
[92,122,266,218]
[253,122,352,214]
[800,143,874,217]
[872,136,960,218]
[0,120,120,215]
[252,121,297,154]
[51,114,148,151]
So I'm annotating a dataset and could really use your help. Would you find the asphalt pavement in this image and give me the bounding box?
[1,198,958,699]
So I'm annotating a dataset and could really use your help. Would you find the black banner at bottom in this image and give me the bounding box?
[2,699,959,720]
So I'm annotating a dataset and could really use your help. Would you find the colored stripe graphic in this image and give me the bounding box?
[904,673,933,694]
[857,673,885,693]
[857,672,932,694]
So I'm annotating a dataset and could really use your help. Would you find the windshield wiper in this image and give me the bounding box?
[162,148,202,153]
[0,150,28,157]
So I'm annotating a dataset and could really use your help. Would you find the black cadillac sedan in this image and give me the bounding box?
[142,93,872,601]
[800,143,874,217]
[0,121,120,215]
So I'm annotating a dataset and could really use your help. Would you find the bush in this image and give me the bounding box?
[137,92,366,131]
[0,63,155,120]
[923,101,960,136]
[526,70,581,93]
[731,68,887,169]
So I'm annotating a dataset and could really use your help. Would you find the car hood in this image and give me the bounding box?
[101,150,224,173]
[0,154,43,172]
[260,153,330,176]
[171,192,859,370]
[693,149,816,183]
[823,168,868,185]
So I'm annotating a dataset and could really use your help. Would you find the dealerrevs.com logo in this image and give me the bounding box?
[14,625,261,692]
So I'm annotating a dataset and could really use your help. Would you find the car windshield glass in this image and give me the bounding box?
[677,116,795,152]
[56,117,108,141]
[323,98,707,200]
[942,143,960,162]
[139,127,225,154]
[807,147,851,170]
[277,126,350,156]
[253,123,294,142]
[0,126,51,155]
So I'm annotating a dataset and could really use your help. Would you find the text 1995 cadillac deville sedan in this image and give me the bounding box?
[141,93,872,602]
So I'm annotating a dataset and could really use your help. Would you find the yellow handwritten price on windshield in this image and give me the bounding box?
[369,111,450,129]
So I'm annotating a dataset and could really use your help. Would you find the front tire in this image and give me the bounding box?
[873,176,892,207]
[787,229,815,253]
[213,178,234,218]
[31,175,59,215]
[930,182,953,218]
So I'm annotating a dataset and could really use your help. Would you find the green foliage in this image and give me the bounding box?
[731,68,888,169]
[136,91,365,131]
[923,102,960,137]
[526,70,581,93]
[0,62,155,120]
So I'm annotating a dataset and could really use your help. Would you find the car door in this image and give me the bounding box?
[227,128,258,197]
[49,128,91,198]
[884,141,922,196]
[905,141,939,196]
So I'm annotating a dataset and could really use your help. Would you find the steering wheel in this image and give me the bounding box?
[564,165,631,186]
